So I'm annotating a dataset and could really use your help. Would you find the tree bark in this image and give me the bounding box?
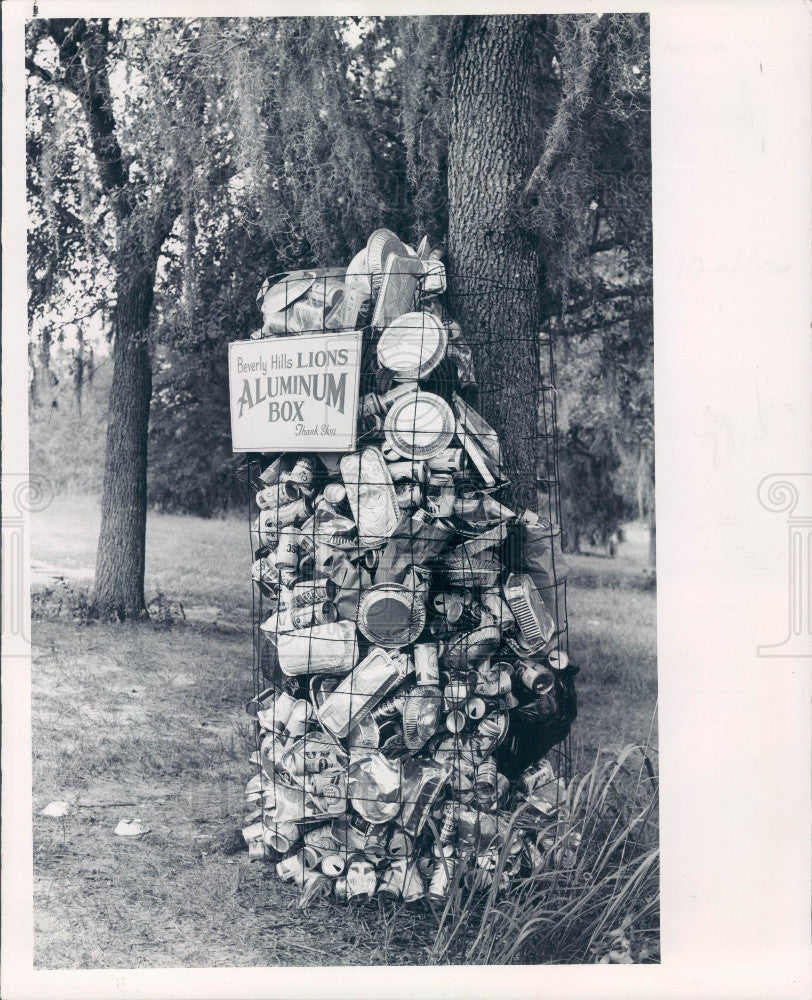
[92,264,155,619]
[447,16,549,512]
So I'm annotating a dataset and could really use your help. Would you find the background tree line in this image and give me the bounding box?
[26,14,653,617]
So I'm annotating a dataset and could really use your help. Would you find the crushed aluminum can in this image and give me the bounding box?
[279,568,300,590]
[401,564,431,602]
[256,480,299,509]
[387,829,413,859]
[320,852,346,877]
[298,870,333,908]
[395,481,422,508]
[274,525,301,571]
[438,801,458,844]
[401,685,442,751]
[252,555,281,589]
[370,690,406,723]
[291,577,337,608]
[281,699,315,740]
[334,875,349,900]
[377,858,407,899]
[445,710,467,734]
[425,474,455,518]
[479,590,517,630]
[428,852,456,900]
[516,660,555,696]
[263,496,312,530]
[413,643,440,686]
[427,448,466,473]
[263,820,300,854]
[248,839,269,861]
[276,853,307,883]
[474,758,498,796]
[546,649,570,671]
[346,858,377,901]
[518,758,556,796]
[289,601,338,629]
[288,456,317,490]
[274,620,359,678]
[303,824,337,853]
[401,863,426,902]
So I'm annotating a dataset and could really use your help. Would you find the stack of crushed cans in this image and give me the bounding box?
[240,229,578,906]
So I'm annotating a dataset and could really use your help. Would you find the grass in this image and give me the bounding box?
[428,746,659,965]
[30,495,657,968]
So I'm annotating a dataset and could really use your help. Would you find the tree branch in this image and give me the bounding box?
[563,282,652,316]
[46,19,133,216]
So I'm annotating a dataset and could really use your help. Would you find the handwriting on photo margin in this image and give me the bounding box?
[757,473,812,658]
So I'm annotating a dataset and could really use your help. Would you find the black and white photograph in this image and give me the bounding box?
[2,2,809,998]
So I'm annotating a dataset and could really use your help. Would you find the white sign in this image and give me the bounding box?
[228,330,363,453]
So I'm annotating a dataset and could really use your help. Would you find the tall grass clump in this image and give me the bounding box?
[427,745,659,965]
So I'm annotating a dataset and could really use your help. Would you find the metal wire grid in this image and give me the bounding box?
[241,267,573,899]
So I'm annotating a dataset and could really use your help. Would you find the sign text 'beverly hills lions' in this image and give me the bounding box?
[228,330,363,453]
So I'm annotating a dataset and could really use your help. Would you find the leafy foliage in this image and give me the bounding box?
[28,14,653,555]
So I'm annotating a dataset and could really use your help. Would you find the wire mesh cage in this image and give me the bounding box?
[235,249,576,905]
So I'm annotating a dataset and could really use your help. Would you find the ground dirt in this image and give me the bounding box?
[30,497,657,967]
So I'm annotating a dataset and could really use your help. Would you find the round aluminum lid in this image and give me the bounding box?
[383,390,455,461]
[377,312,448,380]
[259,273,316,315]
[357,583,426,648]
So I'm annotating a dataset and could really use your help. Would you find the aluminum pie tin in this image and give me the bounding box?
[444,624,502,673]
[357,583,426,648]
[383,390,455,461]
[366,228,412,290]
[401,685,442,750]
[258,273,315,314]
[377,312,448,380]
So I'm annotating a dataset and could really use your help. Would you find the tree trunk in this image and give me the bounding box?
[93,265,155,619]
[447,15,548,512]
